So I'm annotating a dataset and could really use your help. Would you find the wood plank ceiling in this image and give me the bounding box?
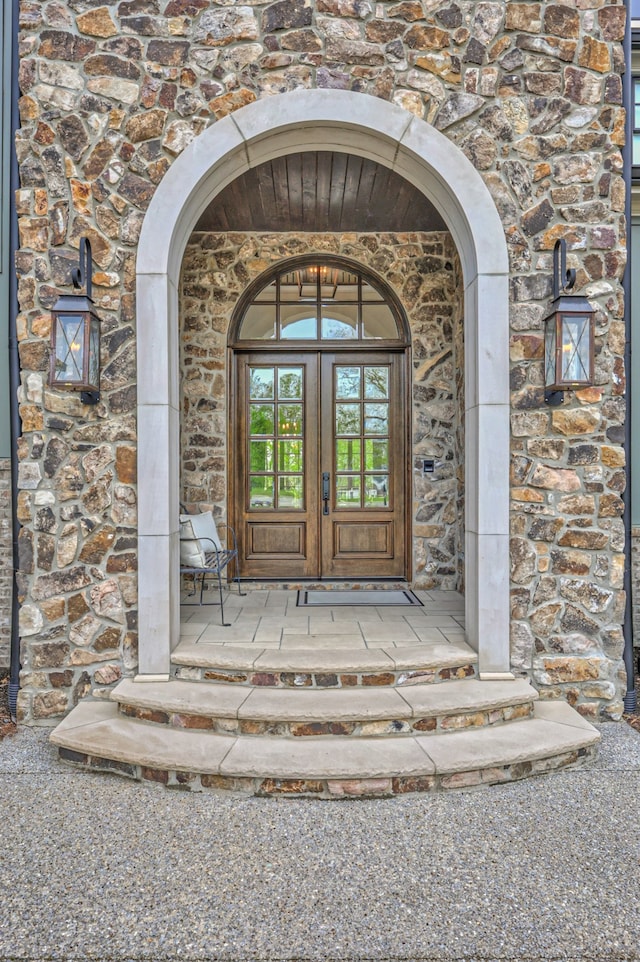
[194,151,447,233]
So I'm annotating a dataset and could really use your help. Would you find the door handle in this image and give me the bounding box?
[322,472,330,515]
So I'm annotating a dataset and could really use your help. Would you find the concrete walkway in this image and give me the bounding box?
[1,721,640,961]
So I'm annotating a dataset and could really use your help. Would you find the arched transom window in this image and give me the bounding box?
[235,259,406,343]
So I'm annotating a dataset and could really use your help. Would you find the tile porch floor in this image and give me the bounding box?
[179,587,466,650]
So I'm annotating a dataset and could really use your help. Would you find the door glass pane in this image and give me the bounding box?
[365,438,388,471]
[278,367,303,399]
[250,440,273,472]
[278,404,302,435]
[362,303,397,338]
[336,439,361,471]
[240,305,276,340]
[336,403,361,435]
[250,368,274,399]
[336,475,361,507]
[248,364,306,513]
[364,403,388,435]
[321,305,358,339]
[361,280,384,301]
[254,280,276,302]
[278,476,303,510]
[250,404,274,435]
[334,279,359,301]
[280,305,317,339]
[280,273,303,301]
[335,367,361,400]
[364,366,389,399]
[278,439,303,472]
[365,475,389,507]
[250,476,274,508]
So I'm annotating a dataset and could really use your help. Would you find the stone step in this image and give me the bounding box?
[51,700,600,797]
[171,640,478,688]
[112,677,538,737]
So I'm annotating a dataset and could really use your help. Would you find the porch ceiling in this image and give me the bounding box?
[194,151,448,233]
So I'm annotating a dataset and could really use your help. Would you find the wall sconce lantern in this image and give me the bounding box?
[49,237,100,404]
[544,238,595,406]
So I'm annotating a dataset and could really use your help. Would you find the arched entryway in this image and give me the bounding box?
[136,89,511,680]
[229,255,411,582]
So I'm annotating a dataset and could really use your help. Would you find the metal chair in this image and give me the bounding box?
[179,508,245,625]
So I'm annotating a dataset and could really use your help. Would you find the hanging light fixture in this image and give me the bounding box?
[297,265,339,299]
[544,239,595,406]
[49,237,101,404]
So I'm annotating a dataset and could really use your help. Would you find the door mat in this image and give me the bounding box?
[297,589,423,607]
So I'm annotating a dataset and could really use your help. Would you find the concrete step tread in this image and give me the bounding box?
[111,677,538,723]
[51,700,599,780]
[171,640,478,674]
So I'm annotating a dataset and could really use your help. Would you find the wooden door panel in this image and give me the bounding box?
[235,354,319,578]
[332,521,393,555]
[233,350,406,580]
[320,353,405,578]
[246,522,306,557]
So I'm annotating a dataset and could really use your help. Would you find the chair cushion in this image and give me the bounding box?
[179,517,207,569]
[183,510,222,551]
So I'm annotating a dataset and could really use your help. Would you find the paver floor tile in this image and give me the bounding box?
[279,634,367,649]
[361,623,419,642]
[179,587,469,651]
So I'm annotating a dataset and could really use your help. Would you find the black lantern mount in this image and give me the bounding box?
[543,238,595,407]
[49,237,101,404]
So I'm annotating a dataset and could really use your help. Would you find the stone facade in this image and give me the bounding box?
[13,0,628,722]
[632,528,640,644]
[0,459,12,668]
[181,230,465,590]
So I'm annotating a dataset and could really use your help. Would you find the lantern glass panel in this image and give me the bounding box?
[544,316,557,389]
[560,313,590,384]
[54,314,85,384]
[89,315,100,389]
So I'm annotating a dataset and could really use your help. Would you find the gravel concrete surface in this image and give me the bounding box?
[1,723,640,962]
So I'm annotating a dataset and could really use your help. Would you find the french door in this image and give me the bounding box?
[233,351,407,579]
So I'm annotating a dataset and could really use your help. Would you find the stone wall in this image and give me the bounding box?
[180,230,465,589]
[14,0,628,721]
[632,528,640,646]
[0,459,12,668]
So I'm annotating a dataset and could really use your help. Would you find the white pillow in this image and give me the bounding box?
[179,517,207,568]
[184,510,222,551]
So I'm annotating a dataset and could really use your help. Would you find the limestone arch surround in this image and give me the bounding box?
[135,89,511,680]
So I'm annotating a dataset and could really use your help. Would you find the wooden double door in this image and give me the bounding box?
[233,351,407,580]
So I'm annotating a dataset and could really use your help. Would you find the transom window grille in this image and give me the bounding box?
[237,262,403,341]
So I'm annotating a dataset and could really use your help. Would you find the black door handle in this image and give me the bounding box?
[322,472,330,515]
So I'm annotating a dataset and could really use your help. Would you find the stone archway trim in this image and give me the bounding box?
[135,89,511,680]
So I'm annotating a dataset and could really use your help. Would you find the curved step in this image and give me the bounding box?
[112,677,538,737]
[172,640,478,688]
[51,700,600,797]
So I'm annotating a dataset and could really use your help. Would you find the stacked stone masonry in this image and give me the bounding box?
[0,459,12,668]
[14,0,628,722]
[58,743,598,797]
[632,528,640,645]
